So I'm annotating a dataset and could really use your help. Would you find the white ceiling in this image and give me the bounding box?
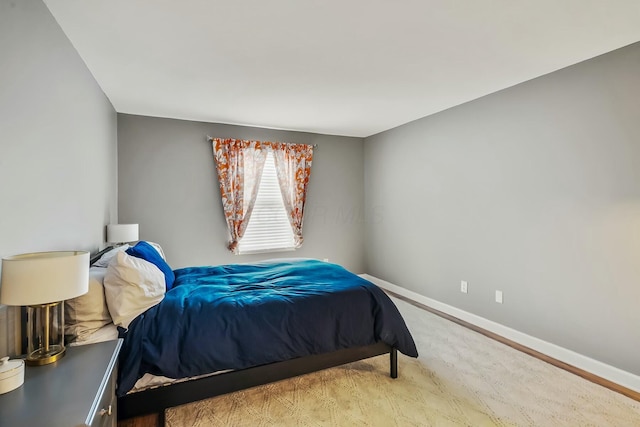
[44,0,640,138]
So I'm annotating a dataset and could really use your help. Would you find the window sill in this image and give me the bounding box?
[237,246,296,255]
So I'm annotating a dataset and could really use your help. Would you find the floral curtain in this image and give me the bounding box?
[211,137,313,252]
[272,142,314,248]
[211,138,267,253]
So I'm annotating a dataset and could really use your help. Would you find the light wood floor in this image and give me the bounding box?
[118,413,160,427]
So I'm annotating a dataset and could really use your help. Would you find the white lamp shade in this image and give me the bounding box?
[107,224,139,243]
[0,251,89,306]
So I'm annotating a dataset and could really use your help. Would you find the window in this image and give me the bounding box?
[211,137,313,254]
[237,151,295,254]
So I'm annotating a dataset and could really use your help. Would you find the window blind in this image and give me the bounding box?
[237,152,295,254]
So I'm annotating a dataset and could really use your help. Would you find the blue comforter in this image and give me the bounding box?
[117,259,418,396]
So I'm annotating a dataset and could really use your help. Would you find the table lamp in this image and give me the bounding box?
[0,251,89,365]
[106,224,139,246]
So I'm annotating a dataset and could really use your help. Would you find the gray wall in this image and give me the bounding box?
[117,114,365,272]
[0,0,118,356]
[364,42,640,375]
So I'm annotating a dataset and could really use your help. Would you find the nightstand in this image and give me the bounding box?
[0,339,122,427]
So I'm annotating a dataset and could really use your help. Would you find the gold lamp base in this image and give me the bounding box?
[25,345,66,366]
[26,301,66,366]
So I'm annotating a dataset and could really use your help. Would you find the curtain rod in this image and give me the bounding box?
[206,136,317,148]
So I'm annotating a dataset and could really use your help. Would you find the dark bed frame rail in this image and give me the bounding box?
[118,342,398,421]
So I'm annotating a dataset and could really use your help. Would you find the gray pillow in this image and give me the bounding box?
[64,267,112,342]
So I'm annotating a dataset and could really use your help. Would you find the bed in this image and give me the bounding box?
[76,244,418,423]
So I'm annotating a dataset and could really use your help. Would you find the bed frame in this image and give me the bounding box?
[118,343,398,422]
[90,249,399,423]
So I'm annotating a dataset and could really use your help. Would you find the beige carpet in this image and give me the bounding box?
[166,297,640,426]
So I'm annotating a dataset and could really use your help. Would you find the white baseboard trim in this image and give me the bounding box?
[361,274,640,394]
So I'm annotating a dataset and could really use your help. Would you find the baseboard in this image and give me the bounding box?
[361,274,640,395]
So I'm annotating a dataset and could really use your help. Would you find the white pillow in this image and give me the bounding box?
[65,267,112,342]
[69,323,119,347]
[103,251,166,329]
[93,244,130,267]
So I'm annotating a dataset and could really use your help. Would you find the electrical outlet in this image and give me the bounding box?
[495,290,503,304]
[460,280,468,294]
